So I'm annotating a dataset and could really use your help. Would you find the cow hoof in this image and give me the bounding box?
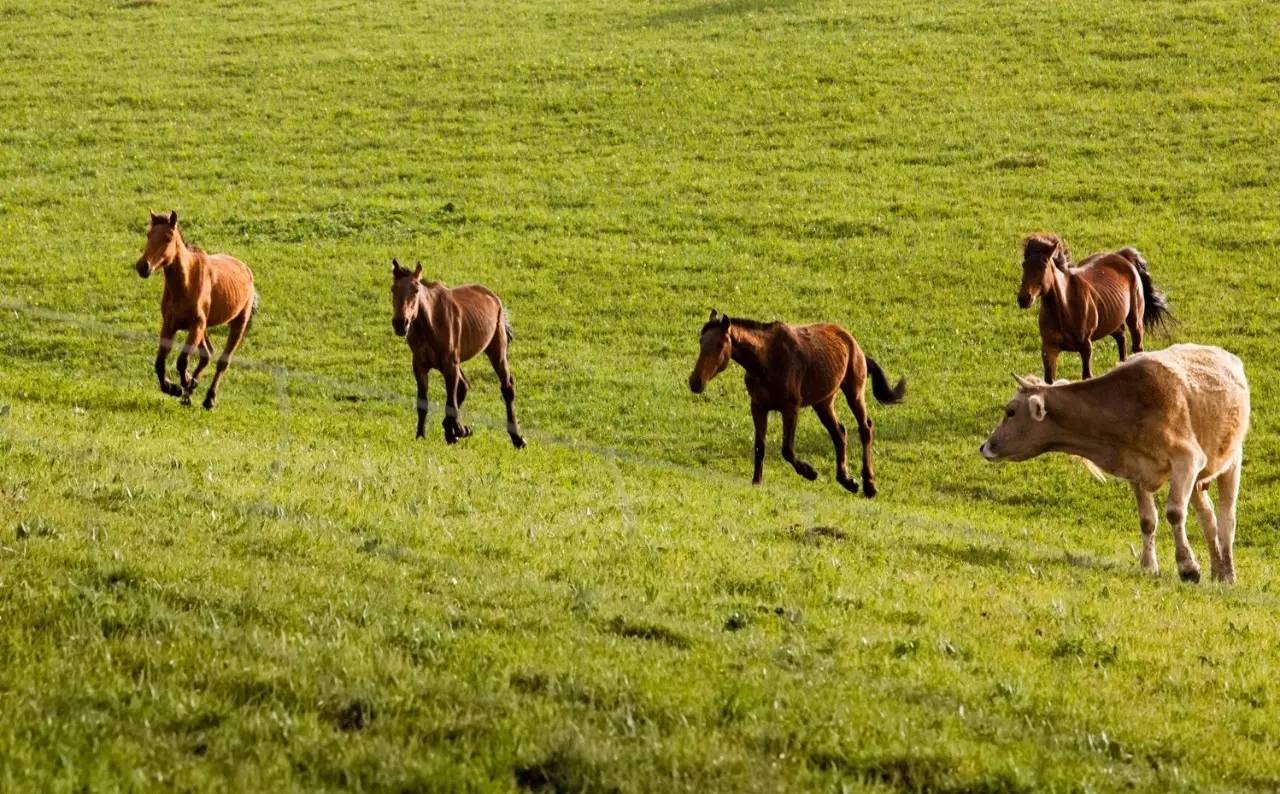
[837,477,859,494]
[1179,567,1201,584]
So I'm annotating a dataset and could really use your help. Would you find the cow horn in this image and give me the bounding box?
[1012,373,1036,390]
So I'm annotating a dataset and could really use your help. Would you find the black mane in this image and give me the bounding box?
[701,315,778,334]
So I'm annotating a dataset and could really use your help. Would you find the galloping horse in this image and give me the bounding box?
[1018,233,1171,382]
[389,260,526,448]
[134,211,258,410]
[688,310,905,496]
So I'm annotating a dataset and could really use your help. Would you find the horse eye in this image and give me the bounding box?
[1005,408,1015,418]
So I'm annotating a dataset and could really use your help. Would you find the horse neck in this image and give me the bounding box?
[1041,266,1076,326]
[728,325,770,374]
[413,284,439,329]
[162,235,199,293]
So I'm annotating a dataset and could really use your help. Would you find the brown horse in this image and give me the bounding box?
[389,260,525,448]
[688,310,905,496]
[134,211,258,410]
[1018,233,1171,382]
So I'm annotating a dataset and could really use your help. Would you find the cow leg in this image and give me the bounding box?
[1041,346,1060,383]
[1112,331,1126,362]
[814,399,857,494]
[1165,460,1204,583]
[780,405,817,481]
[1131,483,1159,575]
[1190,487,1225,581]
[750,402,768,485]
[1215,458,1241,584]
[1079,341,1094,380]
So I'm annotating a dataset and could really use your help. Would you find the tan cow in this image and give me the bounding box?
[980,344,1249,583]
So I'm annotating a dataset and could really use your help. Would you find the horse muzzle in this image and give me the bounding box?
[135,258,154,278]
[688,374,705,394]
[1016,292,1033,309]
[392,318,407,337]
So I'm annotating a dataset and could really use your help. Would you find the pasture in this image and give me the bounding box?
[1,0,1278,790]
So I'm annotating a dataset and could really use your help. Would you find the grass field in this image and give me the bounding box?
[2,0,1279,790]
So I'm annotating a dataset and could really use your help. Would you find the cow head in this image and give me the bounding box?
[980,374,1054,461]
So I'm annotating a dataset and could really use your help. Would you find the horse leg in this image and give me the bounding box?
[1215,457,1241,584]
[780,405,817,481]
[814,399,857,494]
[1128,315,1145,354]
[846,385,878,498]
[441,358,466,443]
[485,341,525,448]
[1190,486,1224,581]
[1131,482,1159,575]
[202,310,249,410]
[1041,345,1059,383]
[1112,331,1126,362]
[1079,341,1093,379]
[189,337,213,392]
[413,360,430,439]
[155,316,183,397]
[750,402,767,485]
[177,320,206,405]
[453,371,473,438]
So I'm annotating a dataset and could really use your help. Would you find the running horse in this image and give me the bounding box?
[1017,233,1171,381]
[134,211,258,409]
[389,260,526,448]
[688,310,905,496]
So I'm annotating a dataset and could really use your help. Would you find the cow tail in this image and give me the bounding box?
[865,356,906,405]
[502,306,514,344]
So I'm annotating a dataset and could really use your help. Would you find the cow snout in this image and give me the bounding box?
[135,258,152,278]
[980,442,997,460]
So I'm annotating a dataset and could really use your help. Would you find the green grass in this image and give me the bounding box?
[2,0,1279,790]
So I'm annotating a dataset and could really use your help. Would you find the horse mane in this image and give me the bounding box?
[701,316,779,334]
[1023,232,1073,270]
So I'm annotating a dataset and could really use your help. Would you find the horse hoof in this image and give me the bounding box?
[457,425,472,438]
[162,383,183,397]
[837,477,859,494]
[510,434,526,449]
[797,465,817,481]
[1179,567,1201,584]
[202,396,216,411]
[863,481,878,499]
[180,394,192,407]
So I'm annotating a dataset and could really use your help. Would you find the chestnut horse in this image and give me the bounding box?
[389,260,525,448]
[1018,233,1171,382]
[688,310,905,496]
[134,211,258,410]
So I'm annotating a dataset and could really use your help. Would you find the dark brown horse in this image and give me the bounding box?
[1018,233,1171,381]
[389,260,525,447]
[134,211,258,409]
[688,310,905,496]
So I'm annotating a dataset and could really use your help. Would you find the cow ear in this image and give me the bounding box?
[1028,394,1047,422]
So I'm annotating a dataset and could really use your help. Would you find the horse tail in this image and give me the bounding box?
[1119,247,1172,330]
[247,290,261,329]
[865,356,906,405]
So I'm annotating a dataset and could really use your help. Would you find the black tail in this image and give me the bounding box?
[866,356,906,405]
[1119,247,1172,330]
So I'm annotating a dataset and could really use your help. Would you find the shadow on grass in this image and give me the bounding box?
[638,0,800,27]
[913,539,1125,578]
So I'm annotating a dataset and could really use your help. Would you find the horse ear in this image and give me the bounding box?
[168,210,178,227]
[719,314,730,329]
[708,309,718,321]
[413,263,422,279]
[391,258,401,274]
